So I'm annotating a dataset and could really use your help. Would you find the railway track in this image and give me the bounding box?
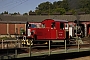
[22,43,90,52]
[0,44,90,60]
[0,42,90,60]
[0,38,90,56]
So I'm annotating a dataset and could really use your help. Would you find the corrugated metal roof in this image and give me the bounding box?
[0,14,90,23]
[53,19,68,22]
[0,21,27,23]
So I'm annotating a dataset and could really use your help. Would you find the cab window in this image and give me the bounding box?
[31,24,36,28]
[42,24,45,28]
[28,24,37,28]
[51,22,55,28]
[60,22,64,30]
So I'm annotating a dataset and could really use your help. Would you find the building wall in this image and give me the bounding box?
[8,24,15,34]
[16,24,25,34]
[0,23,25,35]
[0,23,7,34]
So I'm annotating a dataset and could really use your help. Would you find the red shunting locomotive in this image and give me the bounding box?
[22,19,69,45]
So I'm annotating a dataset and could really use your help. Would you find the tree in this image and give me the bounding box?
[13,12,18,15]
[68,9,77,15]
[35,1,53,14]
[54,8,66,15]
[53,1,62,9]
[4,11,8,14]
[23,13,28,15]
[35,0,68,15]
[17,12,20,15]
[0,12,4,15]
[35,10,41,15]
[36,0,90,15]
[78,0,90,14]
[60,0,69,11]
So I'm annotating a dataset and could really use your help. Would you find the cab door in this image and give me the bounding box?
[56,22,65,40]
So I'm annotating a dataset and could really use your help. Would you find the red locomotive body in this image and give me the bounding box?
[26,19,69,41]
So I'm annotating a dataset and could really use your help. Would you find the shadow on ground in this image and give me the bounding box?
[7,51,90,60]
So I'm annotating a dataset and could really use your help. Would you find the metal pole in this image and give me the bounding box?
[78,39,79,52]
[17,36,20,48]
[29,40,31,57]
[2,39,3,49]
[85,24,87,37]
[7,41,9,59]
[75,22,80,52]
[76,26,77,44]
[49,40,51,55]
[49,2,50,18]
[6,41,9,59]
[65,40,67,53]
[15,40,17,58]
[15,48,17,58]
[20,39,22,48]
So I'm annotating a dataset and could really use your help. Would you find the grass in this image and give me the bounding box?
[0,37,16,40]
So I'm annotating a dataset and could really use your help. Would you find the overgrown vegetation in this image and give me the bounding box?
[0,37,16,40]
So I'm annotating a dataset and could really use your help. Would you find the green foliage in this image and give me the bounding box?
[78,0,90,14]
[0,36,8,40]
[35,1,53,14]
[23,13,28,15]
[35,1,68,15]
[35,0,90,15]
[54,8,66,15]
[79,8,90,14]
[20,28,25,35]
[4,11,8,14]
[0,37,16,40]
[1,0,90,15]
[68,9,77,15]
[0,11,8,15]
